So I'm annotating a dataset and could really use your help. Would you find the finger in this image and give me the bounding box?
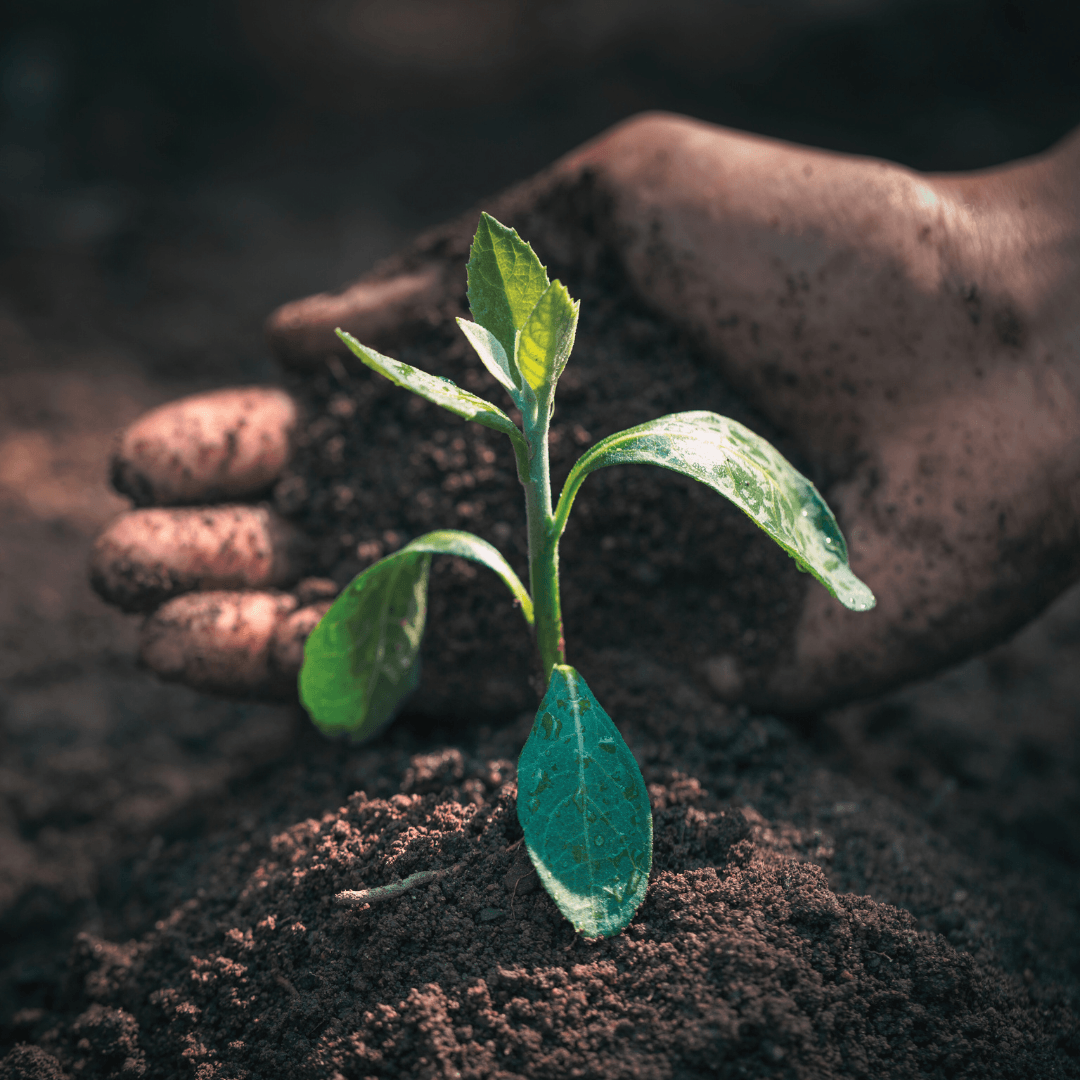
[143,591,298,691]
[139,591,333,697]
[269,600,334,683]
[266,265,445,368]
[90,505,310,612]
[111,386,298,506]
[139,591,298,696]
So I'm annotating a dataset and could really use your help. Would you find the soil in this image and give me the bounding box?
[3,198,1080,1079]
[13,701,1080,1080]
[270,177,812,719]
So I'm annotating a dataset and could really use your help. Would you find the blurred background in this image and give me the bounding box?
[1,0,1079,331]
[1,0,1079,1041]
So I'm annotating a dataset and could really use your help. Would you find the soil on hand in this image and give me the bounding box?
[272,178,811,719]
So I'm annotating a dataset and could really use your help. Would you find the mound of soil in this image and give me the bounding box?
[9,668,1080,1079]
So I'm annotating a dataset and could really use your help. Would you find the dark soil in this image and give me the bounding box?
[271,179,812,718]
[3,200,1080,1078]
[8,664,1080,1079]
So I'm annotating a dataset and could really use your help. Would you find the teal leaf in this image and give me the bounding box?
[455,317,520,397]
[466,212,549,369]
[554,411,876,612]
[336,329,528,459]
[517,665,652,938]
[516,279,580,393]
[300,530,533,741]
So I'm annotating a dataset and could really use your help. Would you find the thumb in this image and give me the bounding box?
[266,264,446,369]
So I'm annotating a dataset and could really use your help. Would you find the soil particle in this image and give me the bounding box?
[0,1044,67,1079]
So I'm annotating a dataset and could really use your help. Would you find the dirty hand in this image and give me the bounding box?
[89,112,1080,711]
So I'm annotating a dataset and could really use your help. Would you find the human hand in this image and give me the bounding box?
[90,113,1080,712]
[88,387,335,696]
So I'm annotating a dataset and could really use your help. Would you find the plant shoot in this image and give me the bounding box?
[299,213,875,937]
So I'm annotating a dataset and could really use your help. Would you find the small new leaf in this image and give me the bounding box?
[554,411,876,611]
[516,280,580,393]
[336,329,528,460]
[456,318,520,397]
[467,213,549,372]
[300,531,533,741]
[517,665,652,938]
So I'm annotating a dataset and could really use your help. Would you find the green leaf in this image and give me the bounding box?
[406,530,533,625]
[554,411,876,612]
[300,550,429,742]
[455,317,519,397]
[516,279,580,392]
[517,665,652,938]
[336,329,528,459]
[466,213,549,369]
[300,530,533,741]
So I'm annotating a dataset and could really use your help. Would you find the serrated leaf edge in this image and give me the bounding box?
[466,212,549,365]
[514,279,581,394]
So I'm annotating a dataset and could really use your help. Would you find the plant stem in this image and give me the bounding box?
[521,394,565,684]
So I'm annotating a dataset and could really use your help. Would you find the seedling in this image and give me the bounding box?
[299,213,875,937]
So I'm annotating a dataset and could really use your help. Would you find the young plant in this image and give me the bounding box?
[299,213,876,937]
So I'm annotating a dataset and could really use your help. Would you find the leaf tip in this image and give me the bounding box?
[832,569,877,612]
